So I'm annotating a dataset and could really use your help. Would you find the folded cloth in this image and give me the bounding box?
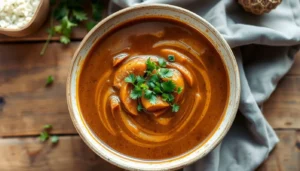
[109,0,300,170]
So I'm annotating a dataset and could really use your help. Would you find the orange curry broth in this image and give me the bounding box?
[77,18,229,159]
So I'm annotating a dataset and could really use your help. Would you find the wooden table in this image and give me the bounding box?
[0,12,299,171]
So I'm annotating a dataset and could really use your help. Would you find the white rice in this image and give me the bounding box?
[0,0,40,29]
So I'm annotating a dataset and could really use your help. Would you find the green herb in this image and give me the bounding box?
[144,90,156,104]
[43,124,52,130]
[51,135,59,144]
[158,58,167,67]
[136,76,145,85]
[130,86,143,100]
[91,0,103,21]
[41,0,104,55]
[162,93,174,103]
[46,75,54,86]
[137,103,143,112]
[40,12,54,56]
[140,83,148,90]
[86,21,97,31]
[39,131,49,142]
[158,68,173,78]
[161,80,176,93]
[171,104,180,112]
[125,74,136,84]
[177,87,183,94]
[39,125,58,144]
[146,58,157,72]
[168,55,175,62]
[72,10,88,21]
[124,57,181,112]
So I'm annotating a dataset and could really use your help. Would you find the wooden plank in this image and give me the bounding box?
[0,43,77,136]
[287,50,300,75]
[263,50,300,129]
[0,136,123,171]
[0,131,297,171]
[264,76,300,129]
[257,130,300,171]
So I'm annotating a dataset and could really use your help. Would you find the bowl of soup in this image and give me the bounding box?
[67,4,240,171]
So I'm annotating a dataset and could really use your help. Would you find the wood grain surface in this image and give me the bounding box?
[0,136,122,171]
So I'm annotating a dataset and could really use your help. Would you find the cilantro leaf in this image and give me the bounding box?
[153,86,163,94]
[161,80,176,93]
[62,16,77,30]
[140,83,148,90]
[144,90,153,99]
[150,74,159,82]
[86,21,97,31]
[146,58,157,72]
[72,10,88,21]
[54,25,62,33]
[53,4,69,20]
[39,131,49,142]
[149,95,157,105]
[162,93,174,103]
[144,90,156,104]
[136,76,145,85]
[158,58,167,67]
[147,81,156,88]
[168,55,175,62]
[51,135,59,144]
[177,87,183,94]
[171,104,180,112]
[60,35,70,44]
[158,68,173,78]
[130,87,142,99]
[92,0,103,21]
[125,74,136,84]
[137,103,143,112]
[46,75,54,86]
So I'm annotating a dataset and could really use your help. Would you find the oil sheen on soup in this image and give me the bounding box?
[78,18,229,159]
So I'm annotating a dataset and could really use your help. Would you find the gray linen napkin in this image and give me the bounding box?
[109,0,300,170]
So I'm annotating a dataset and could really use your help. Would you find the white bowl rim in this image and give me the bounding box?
[66,3,240,171]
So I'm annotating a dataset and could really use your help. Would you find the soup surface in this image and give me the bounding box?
[78,18,229,159]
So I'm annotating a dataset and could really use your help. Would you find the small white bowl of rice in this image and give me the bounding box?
[0,0,49,37]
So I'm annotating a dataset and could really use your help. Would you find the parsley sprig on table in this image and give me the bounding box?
[124,58,182,112]
[39,124,59,144]
[40,0,103,55]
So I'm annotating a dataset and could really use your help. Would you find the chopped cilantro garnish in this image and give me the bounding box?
[168,55,175,62]
[161,80,176,93]
[137,103,143,112]
[124,57,182,113]
[158,68,173,78]
[177,87,183,94]
[130,86,143,100]
[158,58,167,67]
[162,93,175,103]
[125,74,136,84]
[146,58,157,72]
[171,104,180,112]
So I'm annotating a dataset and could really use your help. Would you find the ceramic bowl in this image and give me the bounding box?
[0,0,49,37]
[67,4,240,171]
